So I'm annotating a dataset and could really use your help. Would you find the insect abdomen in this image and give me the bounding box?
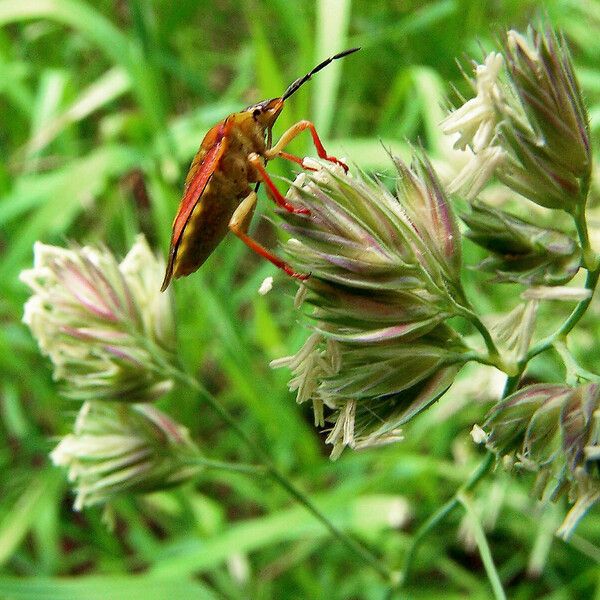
[173,177,240,277]
[172,123,263,278]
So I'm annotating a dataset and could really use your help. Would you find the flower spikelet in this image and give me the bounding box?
[442,52,505,154]
[484,383,600,539]
[497,28,591,212]
[441,52,508,200]
[51,401,201,510]
[443,26,591,211]
[462,202,581,285]
[20,235,175,402]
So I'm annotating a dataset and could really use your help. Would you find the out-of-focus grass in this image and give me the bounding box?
[1,0,600,598]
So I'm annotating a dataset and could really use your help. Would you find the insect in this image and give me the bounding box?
[160,47,360,291]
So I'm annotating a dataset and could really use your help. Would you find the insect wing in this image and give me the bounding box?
[161,122,228,291]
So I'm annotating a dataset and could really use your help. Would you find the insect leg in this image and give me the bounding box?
[229,191,309,280]
[265,120,349,172]
[248,154,310,215]
[277,151,318,171]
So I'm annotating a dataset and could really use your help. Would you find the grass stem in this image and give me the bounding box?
[457,491,507,600]
[167,365,394,583]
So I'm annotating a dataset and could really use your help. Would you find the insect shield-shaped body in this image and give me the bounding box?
[160,48,359,291]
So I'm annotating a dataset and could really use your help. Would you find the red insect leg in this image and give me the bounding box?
[248,154,310,215]
[233,230,308,280]
[277,151,318,171]
[267,120,349,172]
[229,191,309,279]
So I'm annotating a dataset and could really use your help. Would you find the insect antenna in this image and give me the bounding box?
[281,47,360,101]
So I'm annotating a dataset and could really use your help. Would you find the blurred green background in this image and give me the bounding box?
[1,0,600,598]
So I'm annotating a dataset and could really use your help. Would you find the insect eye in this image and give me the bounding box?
[252,108,261,119]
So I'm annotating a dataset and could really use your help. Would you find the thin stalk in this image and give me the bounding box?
[164,364,393,582]
[554,340,600,384]
[396,366,522,591]
[459,307,501,363]
[398,451,495,587]
[502,372,521,396]
[458,491,507,600]
[575,208,593,269]
[526,200,600,361]
[183,456,268,475]
[574,181,596,271]
[527,267,600,362]
[454,350,502,369]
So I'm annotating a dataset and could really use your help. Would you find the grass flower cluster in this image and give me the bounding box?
[20,235,175,403]
[20,236,206,509]
[483,382,600,539]
[272,23,600,541]
[51,401,201,510]
[443,27,591,214]
[272,158,472,457]
[438,26,599,538]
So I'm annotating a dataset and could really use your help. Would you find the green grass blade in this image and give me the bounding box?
[22,67,131,158]
[313,0,353,138]
[0,470,60,567]
[0,575,219,600]
[149,493,407,577]
[0,0,129,67]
